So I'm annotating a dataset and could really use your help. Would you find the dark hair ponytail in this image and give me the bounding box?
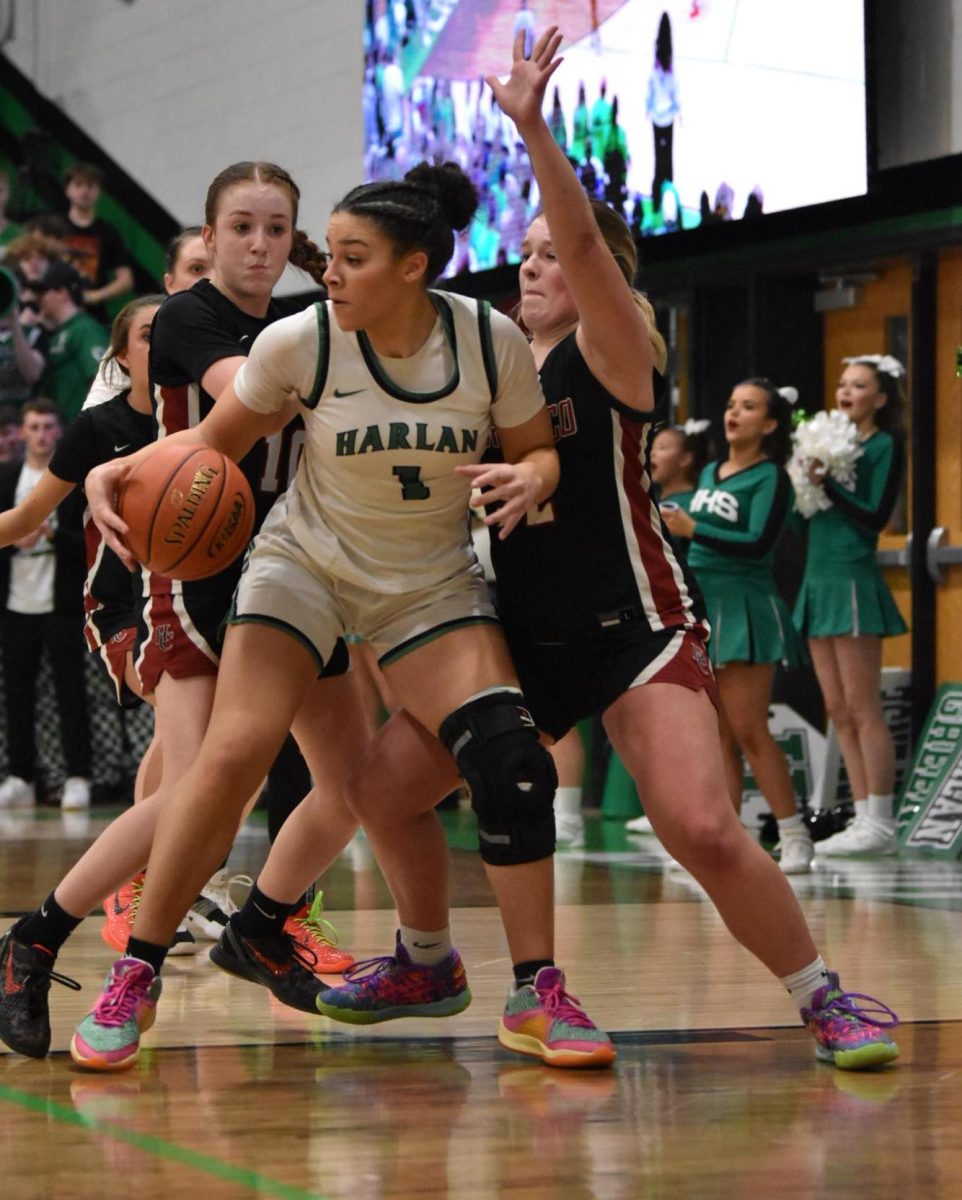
[739,376,793,466]
[333,161,479,284]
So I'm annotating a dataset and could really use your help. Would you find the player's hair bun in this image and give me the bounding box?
[405,161,479,232]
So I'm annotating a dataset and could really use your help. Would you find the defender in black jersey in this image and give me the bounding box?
[0,298,162,711]
[338,29,899,1072]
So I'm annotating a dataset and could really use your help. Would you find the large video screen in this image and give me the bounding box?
[364,1,867,274]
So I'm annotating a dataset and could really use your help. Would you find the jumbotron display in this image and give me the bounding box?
[363,0,867,272]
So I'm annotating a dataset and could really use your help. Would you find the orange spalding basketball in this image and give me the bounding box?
[117,442,254,581]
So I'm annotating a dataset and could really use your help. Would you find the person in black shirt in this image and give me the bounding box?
[0,296,160,701]
[60,163,133,325]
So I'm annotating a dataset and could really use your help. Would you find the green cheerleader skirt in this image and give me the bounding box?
[793,561,908,639]
[696,570,805,668]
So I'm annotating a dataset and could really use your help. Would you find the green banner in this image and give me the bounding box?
[897,683,962,858]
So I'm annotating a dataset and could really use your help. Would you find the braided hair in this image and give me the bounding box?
[333,162,478,284]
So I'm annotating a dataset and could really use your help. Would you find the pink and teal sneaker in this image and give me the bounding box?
[70,958,162,1072]
[498,966,615,1069]
[801,972,899,1070]
[315,933,470,1024]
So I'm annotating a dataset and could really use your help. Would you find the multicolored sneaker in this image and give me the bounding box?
[101,873,144,954]
[208,919,324,1013]
[0,919,81,1058]
[284,892,354,974]
[70,958,162,1072]
[498,967,615,1069]
[315,932,471,1025]
[801,972,899,1070]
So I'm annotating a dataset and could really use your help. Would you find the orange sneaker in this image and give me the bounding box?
[283,893,354,974]
[100,873,144,954]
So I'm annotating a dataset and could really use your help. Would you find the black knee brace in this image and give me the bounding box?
[439,689,557,866]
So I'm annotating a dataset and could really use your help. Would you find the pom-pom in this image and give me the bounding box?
[788,409,863,518]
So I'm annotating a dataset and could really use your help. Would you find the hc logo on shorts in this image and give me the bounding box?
[691,640,712,677]
[109,630,127,644]
[156,624,174,652]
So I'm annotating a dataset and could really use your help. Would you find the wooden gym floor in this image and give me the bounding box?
[1,807,961,1199]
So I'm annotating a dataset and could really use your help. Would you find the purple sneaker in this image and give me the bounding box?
[801,972,899,1070]
[316,932,470,1025]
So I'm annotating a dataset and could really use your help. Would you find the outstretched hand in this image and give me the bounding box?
[485,25,563,129]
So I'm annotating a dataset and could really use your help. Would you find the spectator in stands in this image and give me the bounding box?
[34,262,107,423]
[0,398,91,811]
[0,406,23,465]
[60,163,133,324]
[0,262,44,408]
[0,171,23,250]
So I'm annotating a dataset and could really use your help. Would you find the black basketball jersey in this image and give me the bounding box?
[148,278,304,600]
[48,390,155,645]
[487,332,705,642]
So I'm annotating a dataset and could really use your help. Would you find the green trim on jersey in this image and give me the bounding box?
[476,299,498,402]
[301,302,330,410]
[357,293,461,404]
[377,614,501,668]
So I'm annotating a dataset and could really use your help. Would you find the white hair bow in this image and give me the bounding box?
[682,418,711,435]
[842,354,905,379]
[776,386,799,404]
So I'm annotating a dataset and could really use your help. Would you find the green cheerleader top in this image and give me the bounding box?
[804,430,904,566]
[687,459,792,578]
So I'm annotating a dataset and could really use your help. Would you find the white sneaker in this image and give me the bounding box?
[61,777,91,811]
[625,815,654,835]
[813,813,898,858]
[777,828,813,875]
[555,812,585,848]
[0,775,35,809]
[186,870,252,940]
[167,920,198,956]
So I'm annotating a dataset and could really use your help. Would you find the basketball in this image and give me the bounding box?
[117,441,254,581]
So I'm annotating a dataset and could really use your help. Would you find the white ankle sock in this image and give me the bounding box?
[867,793,894,822]
[777,813,805,836]
[554,787,583,817]
[399,925,452,966]
[780,956,830,1012]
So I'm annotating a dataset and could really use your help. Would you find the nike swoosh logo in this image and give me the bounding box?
[114,444,131,453]
[252,902,278,920]
[333,388,365,398]
[239,334,250,343]
[413,941,442,949]
[40,904,49,918]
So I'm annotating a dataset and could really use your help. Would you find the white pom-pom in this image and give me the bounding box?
[788,410,863,519]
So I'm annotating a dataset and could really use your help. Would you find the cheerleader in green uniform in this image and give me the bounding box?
[650,419,713,563]
[662,379,812,874]
[796,355,907,859]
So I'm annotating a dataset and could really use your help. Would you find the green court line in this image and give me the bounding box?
[0,1083,328,1200]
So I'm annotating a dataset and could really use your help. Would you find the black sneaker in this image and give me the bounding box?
[0,919,81,1057]
[208,920,322,1014]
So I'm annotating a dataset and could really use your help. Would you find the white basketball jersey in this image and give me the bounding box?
[234,290,545,594]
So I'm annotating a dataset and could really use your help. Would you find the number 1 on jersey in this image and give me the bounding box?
[393,466,431,501]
